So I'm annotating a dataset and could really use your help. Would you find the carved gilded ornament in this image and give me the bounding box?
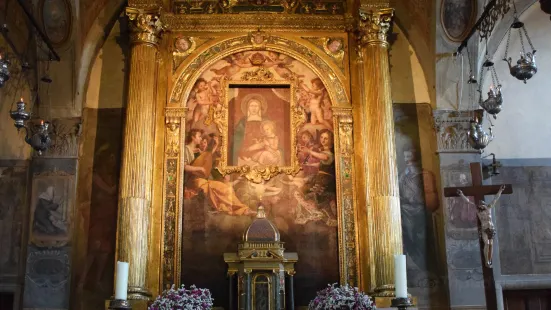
[165,119,180,157]
[171,0,342,14]
[249,29,269,49]
[173,36,197,57]
[357,7,393,47]
[170,33,348,107]
[332,107,359,285]
[163,13,347,32]
[333,108,353,157]
[128,0,162,9]
[161,107,186,288]
[126,7,165,45]
[302,36,346,72]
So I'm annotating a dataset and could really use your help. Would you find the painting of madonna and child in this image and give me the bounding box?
[182,51,338,307]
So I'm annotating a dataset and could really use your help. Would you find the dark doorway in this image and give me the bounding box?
[0,292,14,310]
[503,289,551,310]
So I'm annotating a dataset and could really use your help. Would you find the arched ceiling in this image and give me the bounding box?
[392,0,435,102]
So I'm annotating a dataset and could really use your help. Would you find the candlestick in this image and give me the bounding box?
[391,297,414,310]
[115,261,129,300]
[394,254,407,298]
[108,299,132,310]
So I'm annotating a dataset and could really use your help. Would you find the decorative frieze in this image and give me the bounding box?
[434,110,479,154]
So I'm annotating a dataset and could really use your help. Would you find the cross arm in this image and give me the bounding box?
[444,184,513,198]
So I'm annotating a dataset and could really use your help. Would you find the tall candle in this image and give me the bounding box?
[394,254,408,298]
[115,261,129,300]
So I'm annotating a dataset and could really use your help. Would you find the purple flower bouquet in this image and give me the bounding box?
[148,284,213,310]
[308,283,376,310]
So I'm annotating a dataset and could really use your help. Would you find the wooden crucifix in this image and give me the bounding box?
[444,162,513,310]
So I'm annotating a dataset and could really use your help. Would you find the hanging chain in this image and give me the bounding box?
[478,58,485,103]
[9,64,25,111]
[466,45,477,110]
[466,43,475,78]
[8,42,33,113]
[492,66,500,86]
[518,26,527,55]
[521,25,536,52]
[503,29,512,60]
[457,52,465,111]
[472,55,478,109]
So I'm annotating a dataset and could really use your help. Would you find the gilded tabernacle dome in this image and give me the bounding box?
[243,206,280,242]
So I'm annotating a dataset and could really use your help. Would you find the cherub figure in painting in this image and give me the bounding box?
[210,52,253,77]
[300,78,332,128]
[246,120,282,166]
[264,51,299,79]
[189,78,219,129]
[457,184,506,268]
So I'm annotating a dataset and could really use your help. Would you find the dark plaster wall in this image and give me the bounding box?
[491,160,551,276]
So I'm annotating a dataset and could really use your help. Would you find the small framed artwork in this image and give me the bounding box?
[213,78,304,182]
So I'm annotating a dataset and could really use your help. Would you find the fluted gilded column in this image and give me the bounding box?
[116,7,164,302]
[355,7,403,296]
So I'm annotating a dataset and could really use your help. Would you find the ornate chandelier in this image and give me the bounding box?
[502,5,538,83]
[479,58,503,118]
[10,97,52,156]
[468,110,494,151]
[2,0,60,155]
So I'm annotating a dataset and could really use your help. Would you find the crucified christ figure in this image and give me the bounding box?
[457,184,507,268]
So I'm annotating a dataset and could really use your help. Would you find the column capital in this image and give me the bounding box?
[126,7,165,46]
[433,109,480,154]
[357,7,394,48]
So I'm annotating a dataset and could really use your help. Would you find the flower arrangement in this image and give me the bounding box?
[148,284,213,310]
[308,283,376,310]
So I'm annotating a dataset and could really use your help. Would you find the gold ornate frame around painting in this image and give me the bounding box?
[214,77,304,183]
[159,32,359,292]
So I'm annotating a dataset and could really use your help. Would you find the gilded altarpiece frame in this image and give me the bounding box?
[159,33,359,293]
[215,78,304,183]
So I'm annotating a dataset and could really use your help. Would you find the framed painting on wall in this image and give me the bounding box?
[213,79,304,183]
[30,172,74,247]
[441,0,476,42]
[39,0,72,46]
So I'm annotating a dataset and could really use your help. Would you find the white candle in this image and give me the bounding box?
[115,261,129,300]
[394,254,408,298]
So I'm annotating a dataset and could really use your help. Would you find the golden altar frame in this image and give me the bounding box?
[154,28,359,294]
